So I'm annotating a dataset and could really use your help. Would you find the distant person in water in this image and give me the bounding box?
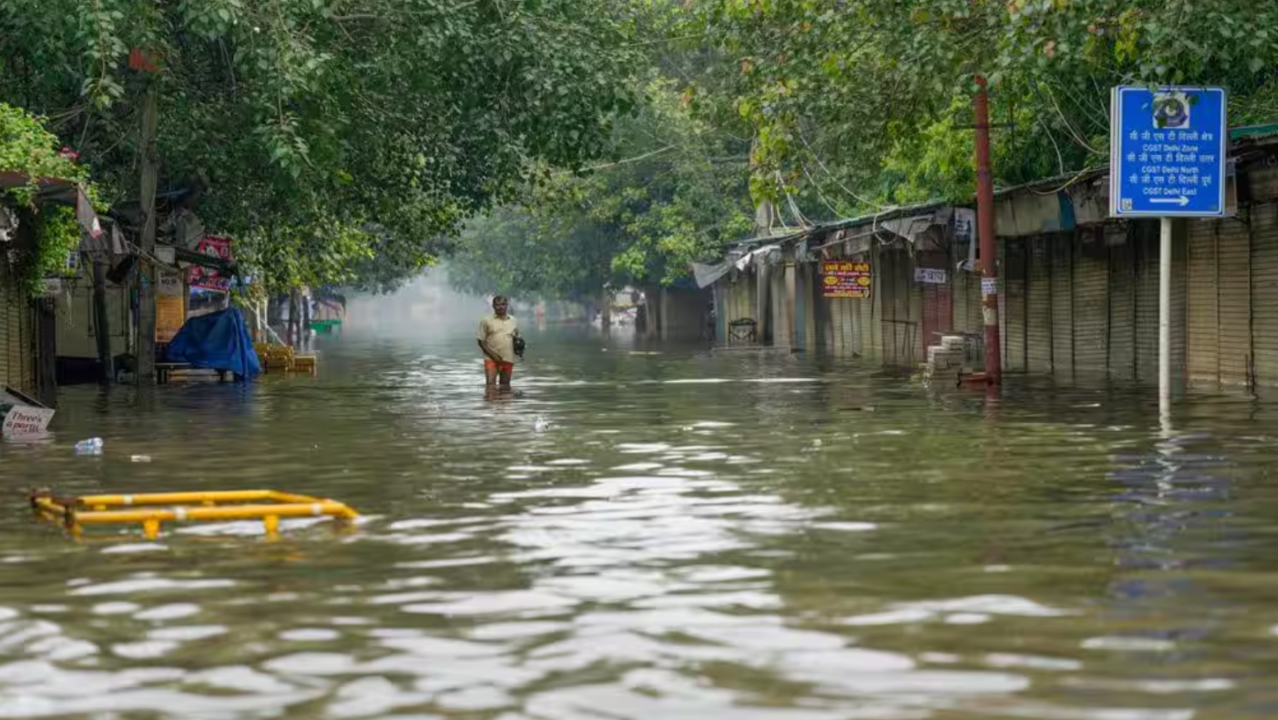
[478,295,519,389]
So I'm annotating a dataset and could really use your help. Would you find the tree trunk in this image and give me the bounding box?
[136,83,160,384]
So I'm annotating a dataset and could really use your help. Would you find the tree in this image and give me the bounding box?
[0,103,100,297]
[689,0,1278,211]
[0,0,641,292]
[450,70,755,299]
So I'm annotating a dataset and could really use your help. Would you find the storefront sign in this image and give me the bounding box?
[915,267,948,285]
[156,295,185,343]
[188,236,234,292]
[3,406,55,437]
[158,270,183,298]
[821,260,872,299]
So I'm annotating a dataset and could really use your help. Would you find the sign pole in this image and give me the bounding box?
[1159,216,1173,420]
[1110,85,1227,421]
[975,75,1001,386]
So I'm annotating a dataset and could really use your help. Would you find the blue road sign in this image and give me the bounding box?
[1110,86,1227,218]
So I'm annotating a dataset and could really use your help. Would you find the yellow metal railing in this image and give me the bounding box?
[30,489,358,540]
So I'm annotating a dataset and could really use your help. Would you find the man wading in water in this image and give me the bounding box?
[478,295,520,390]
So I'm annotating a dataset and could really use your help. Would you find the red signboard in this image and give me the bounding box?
[821,260,872,299]
[188,236,233,292]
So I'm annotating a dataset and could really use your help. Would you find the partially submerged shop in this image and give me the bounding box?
[700,126,1278,391]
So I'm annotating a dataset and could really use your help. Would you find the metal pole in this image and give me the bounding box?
[137,83,159,384]
[975,75,1001,385]
[1159,216,1173,420]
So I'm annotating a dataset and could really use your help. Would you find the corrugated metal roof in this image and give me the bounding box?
[706,118,1278,263]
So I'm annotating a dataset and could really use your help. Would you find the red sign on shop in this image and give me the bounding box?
[188,236,234,292]
[821,260,872,299]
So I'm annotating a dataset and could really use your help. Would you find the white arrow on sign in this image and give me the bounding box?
[1149,196,1191,206]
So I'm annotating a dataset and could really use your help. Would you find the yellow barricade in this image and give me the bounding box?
[30,489,358,540]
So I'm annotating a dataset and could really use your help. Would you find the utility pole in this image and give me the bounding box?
[974,75,1001,385]
[136,81,160,384]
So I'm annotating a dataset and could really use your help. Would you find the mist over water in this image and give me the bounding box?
[345,267,494,339]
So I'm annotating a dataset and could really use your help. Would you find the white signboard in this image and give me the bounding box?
[953,208,976,244]
[915,268,948,285]
[3,406,55,437]
[158,271,183,298]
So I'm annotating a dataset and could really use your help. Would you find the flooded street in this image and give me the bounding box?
[3,329,1278,720]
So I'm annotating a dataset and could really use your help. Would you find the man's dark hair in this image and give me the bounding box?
[493,295,508,304]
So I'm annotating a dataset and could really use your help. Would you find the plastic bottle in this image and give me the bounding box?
[73,438,104,455]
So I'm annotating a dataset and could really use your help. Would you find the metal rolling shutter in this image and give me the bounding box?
[829,293,850,354]
[0,279,10,389]
[952,270,970,334]
[919,251,952,354]
[1026,237,1053,373]
[1172,220,1189,384]
[879,250,904,366]
[1073,229,1110,373]
[1217,218,1252,387]
[1186,219,1220,386]
[1001,239,1027,372]
[1251,203,1278,386]
[903,251,924,367]
[771,268,791,348]
[19,298,34,393]
[1107,226,1136,380]
[1051,234,1075,375]
[1133,222,1161,383]
[6,286,22,391]
[862,246,882,360]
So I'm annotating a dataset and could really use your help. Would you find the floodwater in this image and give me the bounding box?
[2,328,1278,720]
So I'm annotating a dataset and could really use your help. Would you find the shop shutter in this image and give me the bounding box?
[1051,234,1075,375]
[770,267,791,348]
[1107,225,1136,380]
[952,271,969,334]
[879,249,903,365]
[1026,237,1053,373]
[0,276,10,389]
[861,246,882,360]
[906,251,924,367]
[1186,219,1220,386]
[6,285,22,391]
[1133,222,1162,383]
[1217,218,1252,387]
[1251,203,1278,386]
[1073,229,1110,373]
[1171,220,1189,384]
[1001,239,1028,372]
[919,251,952,353]
[19,298,34,393]
[828,293,848,354]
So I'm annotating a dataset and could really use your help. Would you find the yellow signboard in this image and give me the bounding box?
[156,295,184,343]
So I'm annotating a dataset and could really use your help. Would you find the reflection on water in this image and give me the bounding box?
[2,330,1278,719]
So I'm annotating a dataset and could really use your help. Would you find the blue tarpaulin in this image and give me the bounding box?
[165,308,261,380]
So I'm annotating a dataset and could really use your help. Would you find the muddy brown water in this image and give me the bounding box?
[1,329,1277,719]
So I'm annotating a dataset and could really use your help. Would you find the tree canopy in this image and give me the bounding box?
[0,0,640,291]
[448,43,756,300]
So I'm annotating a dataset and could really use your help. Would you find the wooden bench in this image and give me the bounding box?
[156,363,231,384]
[155,363,191,385]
